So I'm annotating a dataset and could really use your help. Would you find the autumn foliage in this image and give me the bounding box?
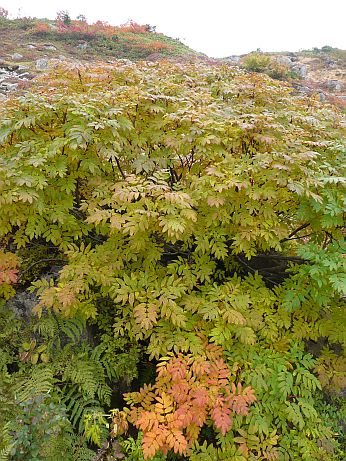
[31,16,163,39]
[125,346,255,458]
[27,16,176,58]
[0,61,345,460]
[0,251,19,299]
[0,251,19,285]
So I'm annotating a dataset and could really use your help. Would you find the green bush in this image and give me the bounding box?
[242,52,271,72]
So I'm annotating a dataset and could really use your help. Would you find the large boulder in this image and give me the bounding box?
[292,64,308,78]
[226,55,241,64]
[276,56,292,66]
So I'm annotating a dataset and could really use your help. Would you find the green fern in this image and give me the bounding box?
[15,365,54,402]
[57,314,86,343]
[62,384,103,431]
[0,446,11,461]
[41,429,95,461]
[63,356,112,404]
[34,311,86,344]
[0,423,12,461]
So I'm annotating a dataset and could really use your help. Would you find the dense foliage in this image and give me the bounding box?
[0,61,345,460]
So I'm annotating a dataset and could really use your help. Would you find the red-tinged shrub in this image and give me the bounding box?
[119,20,148,34]
[136,41,171,52]
[124,346,255,459]
[0,250,19,299]
[30,22,50,34]
[0,251,19,285]
[149,41,170,51]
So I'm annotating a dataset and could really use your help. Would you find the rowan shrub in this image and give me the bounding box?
[0,62,345,460]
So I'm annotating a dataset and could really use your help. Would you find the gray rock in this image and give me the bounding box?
[288,52,298,61]
[227,55,241,63]
[0,81,18,90]
[0,63,19,72]
[117,58,133,65]
[12,53,23,61]
[43,44,57,51]
[26,44,36,50]
[0,63,33,94]
[76,42,88,50]
[36,58,49,70]
[16,68,29,75]
[324,57,336,67]
[6,290,38,319]
[292,64,308,78]
[325,80,343,92]
[319,92,326,103]
[292,83,311,94]
[276,56,292,66]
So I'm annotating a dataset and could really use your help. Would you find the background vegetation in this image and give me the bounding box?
[0,10,198,62]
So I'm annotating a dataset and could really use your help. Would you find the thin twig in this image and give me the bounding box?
[253,254,306,262]
[114,156,126,179]
[280,223,310,242]
[281,233,314,242]
[19,258,67,280]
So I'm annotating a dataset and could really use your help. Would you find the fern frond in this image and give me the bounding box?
[59,316,86,343]
[63,357,111,405]
[40,427,95,461]
[63,385,103,431]
[0,422,12,461]
[15,365,54,402]
[0,446,11,461]
[34,311,86,344]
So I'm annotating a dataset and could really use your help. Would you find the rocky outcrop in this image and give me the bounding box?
[0,63,34,96]
[270,51,346,107]
[292,63,308,78]
[325,79,343,91]
[6,290,38,320]
[276,56,292,66]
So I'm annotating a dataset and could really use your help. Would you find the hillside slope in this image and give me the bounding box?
[1,13,345,112]
[0,14,206,99]
[225,48,346,109]
[0,15,201,65]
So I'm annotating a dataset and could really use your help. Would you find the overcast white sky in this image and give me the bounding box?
[1,0,345,57]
